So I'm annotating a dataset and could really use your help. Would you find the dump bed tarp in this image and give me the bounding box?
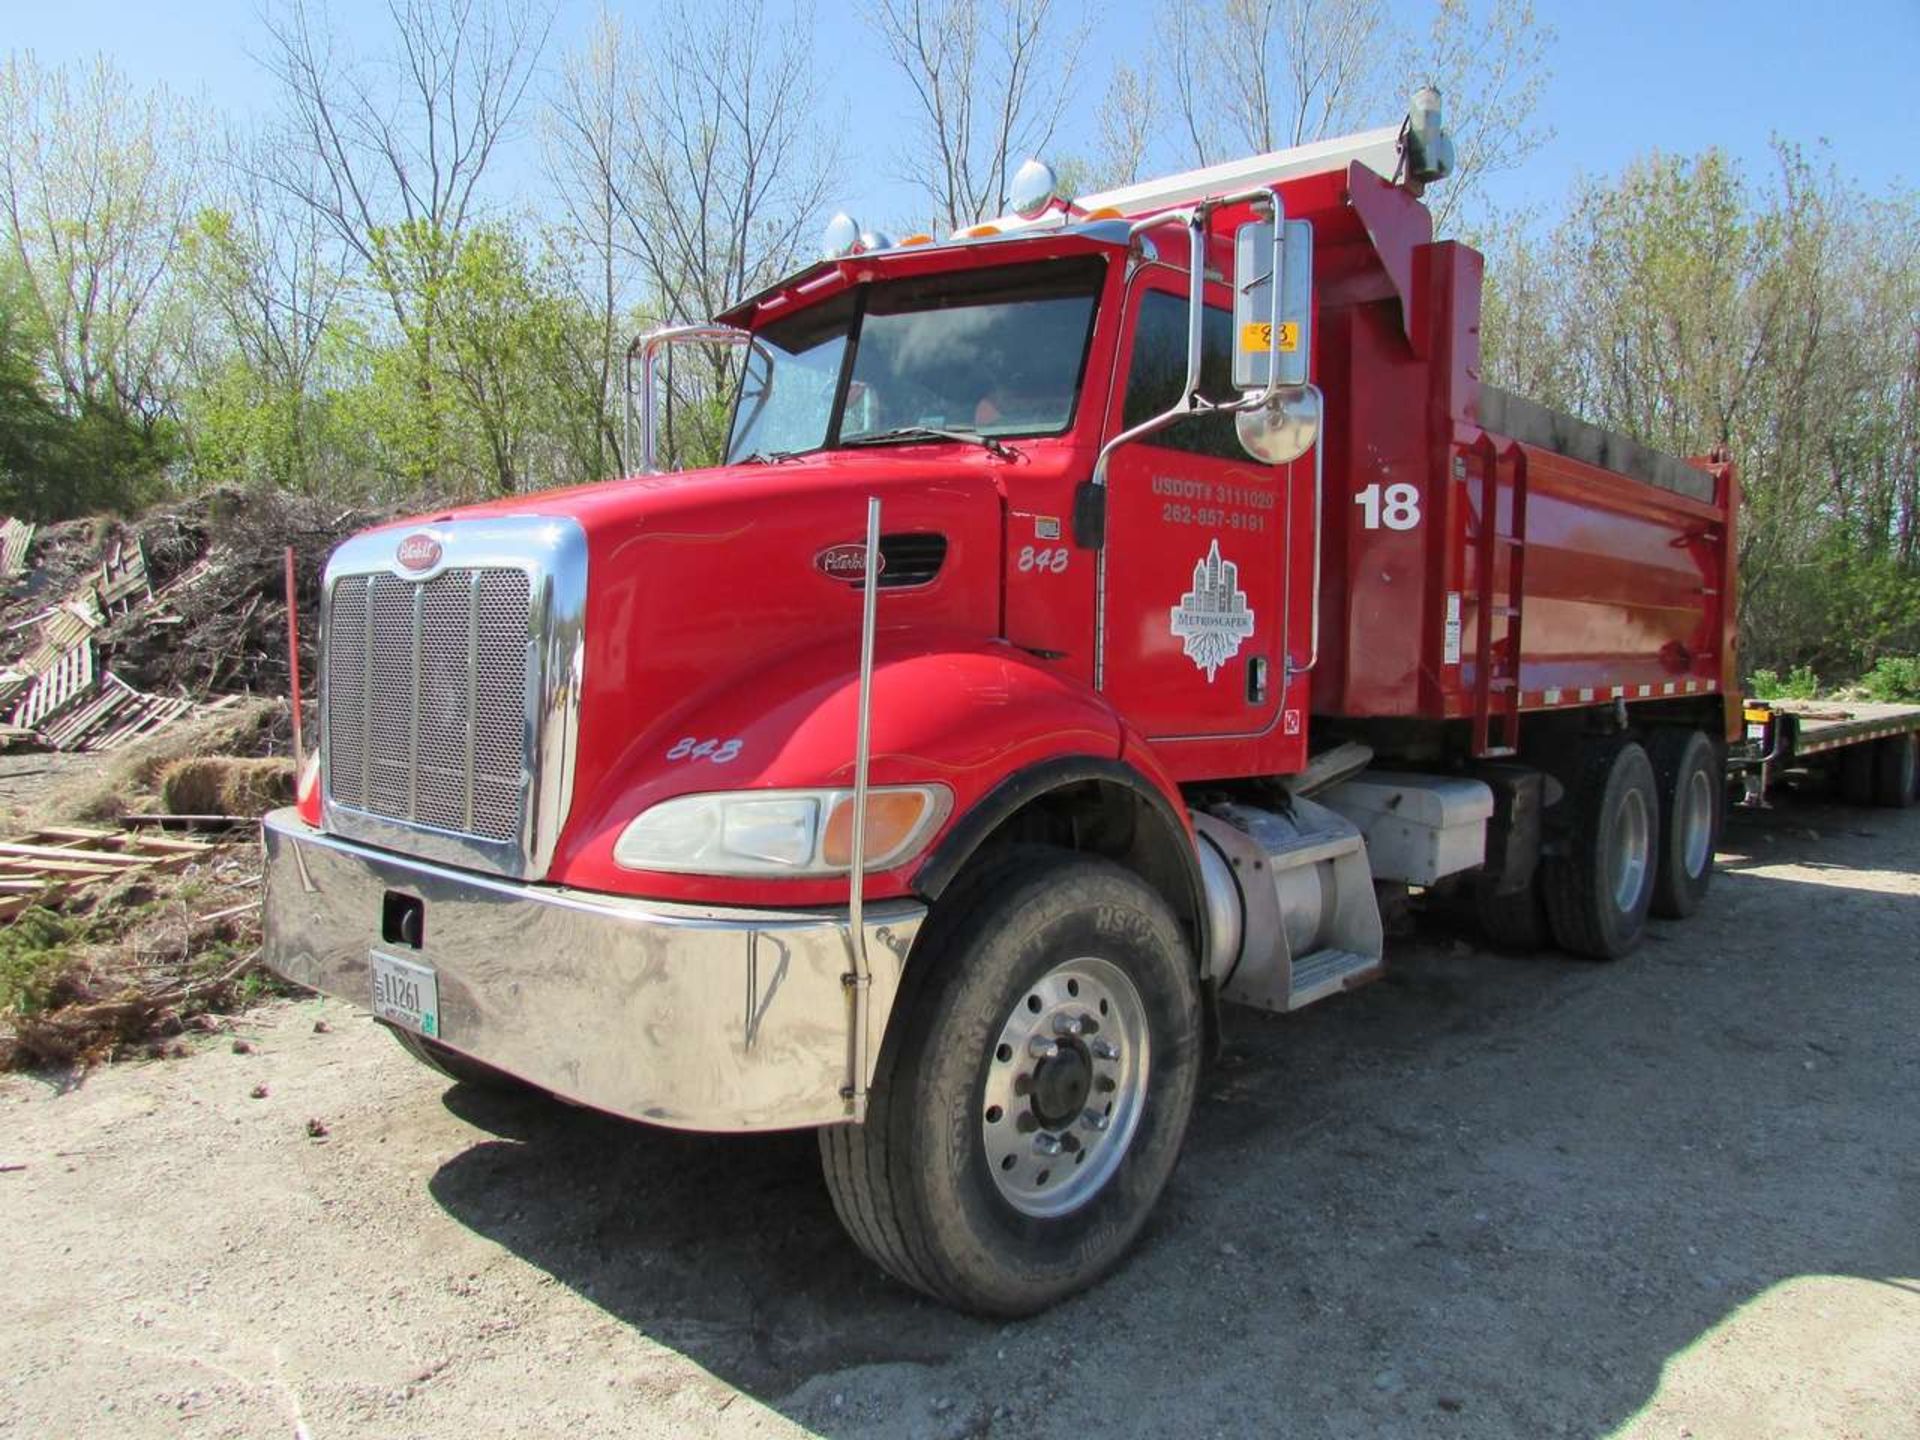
[1479,386,1716,504]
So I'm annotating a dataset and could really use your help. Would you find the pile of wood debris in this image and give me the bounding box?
[0,489,425,1069]
[0,825,266,1069]
[0,489,416,753]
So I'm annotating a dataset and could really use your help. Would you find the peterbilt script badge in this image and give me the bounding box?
[1170,539,1255,681]
[814,543,884,581]
[396,533,443,573]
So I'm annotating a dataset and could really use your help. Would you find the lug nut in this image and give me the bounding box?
[1053,1013,1086,1037]
[1097,1075,1118,1093]
[1082,1110,1110,1132]
[1028,1036,1060,1060]
[1016,1111,1039,1134]
[1090,1038,1120,1061]
[1033,1132,1063,1156]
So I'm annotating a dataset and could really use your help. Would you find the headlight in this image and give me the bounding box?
[613,785,951,876]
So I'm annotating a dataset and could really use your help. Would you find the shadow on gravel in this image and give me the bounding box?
[427,796,1919,1438]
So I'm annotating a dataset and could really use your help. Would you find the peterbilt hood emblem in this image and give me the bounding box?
[814,543,884,580]
[396,533,443,572]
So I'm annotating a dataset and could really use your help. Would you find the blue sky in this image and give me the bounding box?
[7,0,1914,233]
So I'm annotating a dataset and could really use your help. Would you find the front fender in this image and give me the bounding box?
[550,632,1128,905]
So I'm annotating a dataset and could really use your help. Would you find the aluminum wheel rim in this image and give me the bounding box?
[1611,786,1651,911]
[980,956,1151,1219]
[1680,767,1714,878]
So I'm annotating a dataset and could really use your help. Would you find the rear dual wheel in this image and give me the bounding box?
[1648,728,1722,919]
[820,850,1200,1317]
[1542,739,1660,960]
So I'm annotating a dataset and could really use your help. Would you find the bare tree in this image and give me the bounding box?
[0,52,204,425]
[1410,0,1554,230]
[866,0,1087,233]
[544,10,638,476]
[1089,62,1158,190]
[611,0,835,329]
[546,0,839,469]
[1161,0,1551,231]
[1167,0,1388,167]
[258,0,552,478]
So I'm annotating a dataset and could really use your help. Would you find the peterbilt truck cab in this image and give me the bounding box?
[264,94,1740,1315]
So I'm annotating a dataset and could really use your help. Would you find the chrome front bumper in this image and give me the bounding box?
[260,809,924,1132]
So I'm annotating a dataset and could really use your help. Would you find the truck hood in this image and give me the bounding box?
[349,446,1060,885]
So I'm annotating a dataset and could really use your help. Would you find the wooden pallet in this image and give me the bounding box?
[95,538,150,613]
[0,518,34,577]
[36,672,201,752]
[10,640,94,730]
[0,826,213,920]
[16,597,103,677]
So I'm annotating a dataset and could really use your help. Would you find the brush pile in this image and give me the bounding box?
[0,488,424,1070]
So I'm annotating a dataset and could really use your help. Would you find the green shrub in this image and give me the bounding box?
[1747,664,1821,700]
[1859,656,1920,703]
[0,909,90,1017]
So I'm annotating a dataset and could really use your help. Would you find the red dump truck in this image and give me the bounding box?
[262,93,1906,1316]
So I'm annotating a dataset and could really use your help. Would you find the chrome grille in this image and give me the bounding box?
[324,568,533,845]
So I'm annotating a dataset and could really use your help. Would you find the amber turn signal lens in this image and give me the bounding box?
[821,789,942,868]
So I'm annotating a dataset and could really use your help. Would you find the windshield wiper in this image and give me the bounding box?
[840,426,1018,459]
[737,448,806,465]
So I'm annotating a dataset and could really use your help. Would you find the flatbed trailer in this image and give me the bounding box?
[1734,698,1920,808]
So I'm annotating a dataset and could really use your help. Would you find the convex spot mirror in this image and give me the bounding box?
[1231,213,1317,463]
[1236,388,1321,466]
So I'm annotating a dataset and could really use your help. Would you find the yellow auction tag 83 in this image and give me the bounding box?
[1239,321,1300,354]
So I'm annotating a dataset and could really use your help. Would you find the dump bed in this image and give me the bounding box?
[1295,167,1737,752]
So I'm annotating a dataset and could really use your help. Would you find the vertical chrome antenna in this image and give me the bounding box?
[844,495,882,1120]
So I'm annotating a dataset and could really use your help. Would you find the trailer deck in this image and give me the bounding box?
[1759,699,1920,759]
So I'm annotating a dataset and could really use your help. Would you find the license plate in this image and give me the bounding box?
[371,950,440,1038]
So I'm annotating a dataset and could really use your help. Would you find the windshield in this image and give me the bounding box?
[724,256,1105,463]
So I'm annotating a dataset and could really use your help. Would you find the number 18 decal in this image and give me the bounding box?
[1354,482,1421,531]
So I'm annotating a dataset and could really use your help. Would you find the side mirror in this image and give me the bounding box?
[1231,213,1317,464]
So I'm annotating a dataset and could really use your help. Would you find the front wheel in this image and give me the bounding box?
[384,1024,527,1091]
[820,849,1201,1317]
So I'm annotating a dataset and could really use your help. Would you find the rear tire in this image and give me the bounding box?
[1541,739,1659,961]
[819,849,1201,1317]
[385,1025,526,1090]
[1648,729,1722,919]
[1872,734,1918,808]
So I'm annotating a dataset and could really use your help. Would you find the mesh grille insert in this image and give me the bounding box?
[324,567,532,845]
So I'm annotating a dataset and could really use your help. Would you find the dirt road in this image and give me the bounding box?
[3,796,1917,1439]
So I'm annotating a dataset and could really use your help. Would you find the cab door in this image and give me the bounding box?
[1098,278,1285,741]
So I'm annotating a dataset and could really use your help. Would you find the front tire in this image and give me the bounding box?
[820,849,1201,1317]
[385,1025,526,1091]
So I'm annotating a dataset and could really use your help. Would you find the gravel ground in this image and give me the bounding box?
[1,795,1916,1439]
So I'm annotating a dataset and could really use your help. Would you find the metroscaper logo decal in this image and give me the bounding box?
[1170,540,1255,681]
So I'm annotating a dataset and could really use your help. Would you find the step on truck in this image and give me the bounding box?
[264,91,1769,1315]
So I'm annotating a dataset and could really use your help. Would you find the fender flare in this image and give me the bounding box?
[911,753,1209,968]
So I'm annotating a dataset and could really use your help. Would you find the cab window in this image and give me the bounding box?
[1120,289,1241,460]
